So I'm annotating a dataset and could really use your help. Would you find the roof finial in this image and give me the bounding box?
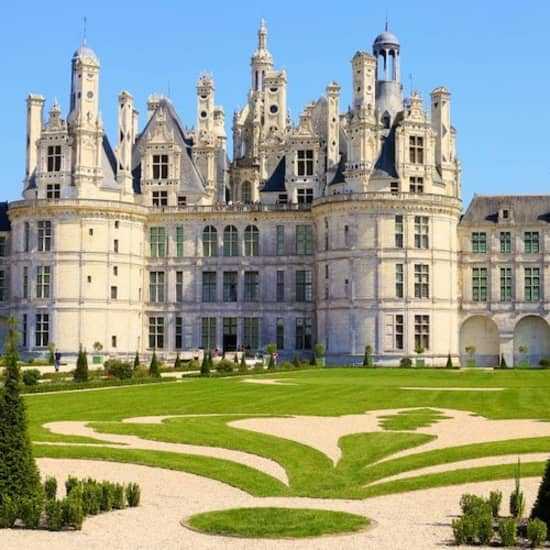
[83,16,88,45]
[385,10,389,32]
[258,18,267,50]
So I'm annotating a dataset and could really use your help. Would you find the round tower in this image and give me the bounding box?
[250,19,273,92]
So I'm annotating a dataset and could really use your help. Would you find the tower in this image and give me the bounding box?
[351,51,376,112]
[116,90,135,194]
[196,74,215,134]
[250,19,273,93]
[25,94,45,185]
[326,82,341,171]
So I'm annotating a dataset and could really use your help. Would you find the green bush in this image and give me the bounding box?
[527,518,547,548]
[74,346,89,382]
[133,352,140,370]
[399,356,412,368]
[445,353,453,368]
[104,359,133,380]
[200,352,210,377]
[112,483,126,509]
[455,494,494,545]
[100,481,113,512]
[81,479,101,515]
[44,476,58,500]
[510,488,525,519]
[215,359,234,373]
[452,515,476,545]
[460,493,486,515]
[63,494,84,530]
[363,345,373,367]
[126,483,141,507]
[19,495,43,528]
[489,490,502,518]
[278,361,294,370]
[539,358,550,368]
[174,354,182,370]
[292,355,300,368]
[65,475,79,496]
[22,369,41,386]
[498,517,517,547]
[46,499,64,531]
[0,495,19,528]
[531,458,550,534]
[148,351,161,378]
[500,354,508,368]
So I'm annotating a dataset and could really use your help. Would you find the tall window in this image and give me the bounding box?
[409,177,424,193]
[47,184,60,199]
[37,221,52,252]
[244,225,259,256]
[203,226,218,256]
[47,145,62,172]
[295,318,312,350]
[524,232,540,253]
[23,266,29,299]
[414,315,430,350]
[241,181,252,203]
[414,216,429,249]
[36,266,50,299]
[176,226,184,257]
[24,222,30,252]
[276,271,285,302]
[152,190,168,206]
[243,318,260,350]
[175,317,183,349]
[201,317,217,350]
[500,232,511,253]
[223,271,238,302]
[472,267,488,302]
[35,313,49,347]
[150,227,167,257]
[244,271,259,302]
[223,225,238,256]
[148,317,164,349]
[149,271,165,303]
[395,264,404,298]
[296,270,313,302]
[414,264,429,298]
[152,154,169,179]
[525,267,541,301]
[22,313,27,347]
[500,267,512,302]
[297,189,313,204]
[395,215,404,248]
[296,225,313,255]
[297,150,314,176]
[409,136,424,164]
[276,318,284,350]
[395,314,404,350]
[176,271,184,303]
[276,225,285,255]
[471,232,487,253]
[113,239,119,253]
[110,286,118,300]
[0,270,5,301]
[202,272,217,302]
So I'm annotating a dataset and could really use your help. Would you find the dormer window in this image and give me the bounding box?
[409,136,424,164]
[152,190,168,207]
[152,154,168,179]
[297,188,313,204]
[297,150,314,176]
[178,196,187,207]
[47,145,62,172]
[46,184,60,199]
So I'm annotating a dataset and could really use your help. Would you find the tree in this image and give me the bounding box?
[200,351,210,377]
[363,345,373,367]
[292,354,300,368]
[500,354,507,368]
[239,352,247,371]
[0,317,44,512]
[133,351,140,370]
[74,345,89,382]
[47,341,56,365]
[149,350,161,377]
[446,353,453,368]
[530,457,550,531]
[266,343,277,369]
[174,353,182,370]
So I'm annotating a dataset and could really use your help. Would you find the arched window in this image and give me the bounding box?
[224,225,238,256]
[382,111,391,129]
[203,226,217,257]
[244,225,259,257]
[242,181,252,203]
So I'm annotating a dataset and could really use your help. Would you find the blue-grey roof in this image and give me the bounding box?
[373,30,400,47]
[461,195,550,226]
[370,125,398,179]
[73,44,98,60]
[329,153,346,185]
[261,157,286,192]
[0,203,11,231]
[102,134,117,175]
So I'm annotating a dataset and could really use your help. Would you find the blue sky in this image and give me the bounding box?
[2,0,549,208]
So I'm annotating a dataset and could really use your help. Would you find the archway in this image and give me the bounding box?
[514,316,550,365]
[459,316,499,367]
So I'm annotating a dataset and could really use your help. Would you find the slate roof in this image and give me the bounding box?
[329,153,347,185]
[370,125,398,179]
[261,157,286,192]
[0,202,11,231]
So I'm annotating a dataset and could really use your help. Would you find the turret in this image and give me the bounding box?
[263,70,287,134]
[351,51,376,112]
[326,81,341,170]
[250,19,273,92]
[431,86,452,167]
[196,74,215,134]
[116,90,134,193]
[25,94,45,184]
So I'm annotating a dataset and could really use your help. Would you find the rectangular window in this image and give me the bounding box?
[176,271,183,303]
[36,265,50,299]
[500,232,512,253]
[243,318,260,350]
[525,267,541,301]
[177,196,187,207]
[23,266,29,299]
[414,264,429,299]
[276,318,284,350]
[276,225,285,255]
[175,317,183,349]
[114,239,119,253]
[295,318,312,350]
[409,176,424,193]
[390,181,399,194]
[524,232,540,253]
[112,335,117,348]
[297,150,314,176]
[297,188,314,204]
[113,266,118,276]
[149,271,165,303]
[244,271,259,302]
[472,267,488,302]
[152,154,169,179]
[414,315,430,350]
[47,145,62,172]
[223,271,238,302]
[409,136,424,164]
[296,224,313,255]
[296,270,313,302]
[176,226,184,257]
[472,232,487,253]
[37,220,52,252]
[396,264,404,298]
[414,216,429,249]
[150,227,167,257]
[500,267,512,302]
[110,286,118,300]
[202,272,217,302]
[22,313,27,347]
[395,215,403,248]
[276,270,285,302]
[24,222,30,252]
[152,190,168,206]
[278,193,288,205]
[395,314,404,350]
[0,270,5,301]
[35,313,49,347]
[201,317,216,350]
[46,184,60,199]
[148,317,164,349]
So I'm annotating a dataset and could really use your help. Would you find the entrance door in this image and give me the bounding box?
[223,317,237,352]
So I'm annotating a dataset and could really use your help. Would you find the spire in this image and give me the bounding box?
[258,18,267,50]
[83,16,87,45]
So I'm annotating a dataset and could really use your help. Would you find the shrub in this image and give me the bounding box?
[200,352,210,376]
[0,495,19,528]
[399,356,412,368]
[100,481,113,512]
[45,499,64,531]
[104,359,133,380]
[489,490,502,518]
[19,495,43,528]
[133,365,149,378]
[22,369,41,386]
[63,494,84,530]
[133,352,140,370]
[174,354,182,369]
[455,495,493,545]
[268,354,276,369]
[47,342,55,365]
[498,517,517,547]
[278,361,294,370]
[531,457,550,533]
[149,351,161,378]
[215,359,234,373]
[445,353,453,368]
[74,345,89,382]
[460,493,487,515]
[452,515,476,545]
[292,355,300,368]
[187,359,201,370]
[112,483,126,509]
[363,345,373,367]
[510,489,525,519]
[500,354,508,368]
[527,518,547,548]
[44,476,58,500]
[81,479,101,515]
[65,475,79,496]
[240,353,247,371]
[126,483,141,507]
[539,358,550,368]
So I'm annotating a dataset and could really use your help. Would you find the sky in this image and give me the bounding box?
[1,0,549,209]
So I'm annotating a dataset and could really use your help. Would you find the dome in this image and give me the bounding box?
[373,30,400,48]
[73,43,98,61]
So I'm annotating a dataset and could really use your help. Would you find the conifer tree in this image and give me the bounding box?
[446,353,453,368]
[174,353,182,369]
[531,457,550,530]
[200,351,210,376]
[133,352,140,370]
[240,352,247,371]
[149,350,160,377]
[74,345,89,382]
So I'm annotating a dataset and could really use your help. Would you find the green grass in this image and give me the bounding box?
[379,408,449,430]
[187,507,369,538]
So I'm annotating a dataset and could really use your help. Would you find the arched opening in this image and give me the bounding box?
[514,316,550,365]
[202,226,217,257]
[241,181,252,203]
[223,225,238,257]
[244,225,259,257]
[459,316,499,367]
[382,111,391,129]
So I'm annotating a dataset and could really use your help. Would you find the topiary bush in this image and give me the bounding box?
[0,495,18,528]
[65,475,79,496]
[530,457,550,533]
[539,358,550,368]
[62,494,84,530]
[19,495,43,528]
[215,359,234,373]
[489,489,502,518]
[126,483,141,507]
[133,352,140,370]
[22,369,41,386]
[148,351,161,378]
[527,518,547,548]
[104,359,133,380]
[45,499,64,531]
[498,517,516,547]
[454,494,494,545]
[100,481,113,512]
[200,352,210,376]
[44,476,57,501]
[112,483,125,509]
[74,345,89,382]
[445,353,453,368]
[174,354,182,370]
[399,356,412,368]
